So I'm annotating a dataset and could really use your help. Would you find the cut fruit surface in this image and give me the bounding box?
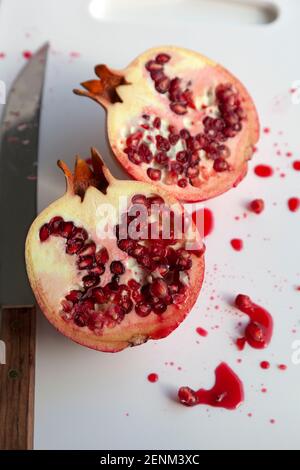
[74,46,259,202]
[26,148,204,352]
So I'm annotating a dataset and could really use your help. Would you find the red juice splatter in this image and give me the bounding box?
[235,294,273,350]
[263,127,270,134]
[230,239,243,251]
[270,419,276,424]
[249,199,265,214]
[178,363,244,410]
[288,197,300,212]
[286,152,293,157]
[196,327,208,337]
[278,364,287,371]
[70,51,81,58]
[0,52,5,59]
[261,388,267,393]
[22,50,32,60]
[248,413,253,418]
[147,373,159,383]
[293,161,300,171]
[260,361,270,370]
[254,165,274,177]
[192,207,214,237]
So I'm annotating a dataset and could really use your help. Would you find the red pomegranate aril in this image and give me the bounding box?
[50,218,63,236]
[186,166,199,178]
[170,161,184,175]
[83,273,100,288]
[117,239,136,252]
[135,302,152,317]
[95,247,109,265]
[145,60,163,72]
[249,199,265,214]
[170,103,187,115]
[128,279,141,290]
[39,224,50,242]
[110,260,125,275]
[217,145,230,159]
[155,76,170,94]
[66,238,84,255]
[132,194,148,205]
[156,135,170,152]
[77,255,94,270]
[169,133,180,146]
[178,178,188,188]
[92,286,107,304]
[150,69,165,81]
[61,221,74,238]
[147,195,165,206]
[213,158,229,172]
[90,264,105,276]
[132,290,143,302]
[126,131,143,148]
[176,151,188,164]
[72,227,88,241]
[66,290,82,303]
[153,117,161,129]
[155,151,169,166]
[138,142,153,163]
[79,241,96,256]
[147,168,161,181]
[61,300,73,313]
[153,302,167,315]
[150,279,168,299]
[74,314,87,328]
[180,129,190,140]
[155,53,171,64]
[121,298,133,314]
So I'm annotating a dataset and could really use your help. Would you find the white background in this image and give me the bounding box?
[0,0,299,450]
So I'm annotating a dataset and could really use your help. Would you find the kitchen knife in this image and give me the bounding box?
[0,43,49,450]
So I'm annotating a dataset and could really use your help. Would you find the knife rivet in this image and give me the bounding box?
[8,369,20,380]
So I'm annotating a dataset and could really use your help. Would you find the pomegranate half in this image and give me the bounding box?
[74,46,259,202]
[25,148,204,352]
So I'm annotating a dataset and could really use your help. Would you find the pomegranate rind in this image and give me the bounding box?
[75,46,259,202]
[26,155,204,353]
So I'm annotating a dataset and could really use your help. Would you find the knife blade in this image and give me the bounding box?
[0,43,49,307]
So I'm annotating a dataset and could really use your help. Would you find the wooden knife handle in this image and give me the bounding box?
[0,306,36,450]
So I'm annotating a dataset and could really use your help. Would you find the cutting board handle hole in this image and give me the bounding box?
[88,0,279,25]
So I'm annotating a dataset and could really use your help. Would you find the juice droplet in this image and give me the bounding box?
[178,363,244,410]
[254,165,274,177]
[0,52,6,59]
[22,50,32,60]
[288,197,300,212]
[196,327,208,337]
[230,239,244,251]
[147,373,159,383]
[235,294,273,349]
[249,199,265,214]
[192,208,214,237]
[263,127,271,134]
[260,361,270,370]
[292,161,300,171]
[278,364,287,371]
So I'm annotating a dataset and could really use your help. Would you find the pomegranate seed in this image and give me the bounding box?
[155,135,170,152]
[95,247,109,265]
[83,274,100,288]
[150,279,168,299]
[145,60,163,72]
[176,151,188,163]
[61,300,73,313]
[170,103,187,115]
[186,166,199,178]
[126,131,143,148]
[249,199,265,214]
[178,387,198,406]
[39,224,50,242]
[135,302,152,317]
[147,195,165,206]
[213,158,229,172]
[147,168,161,181]
[110,261,125,275]
[121,298,133,314]
[61,221,74,238]
[137,255,155,270]
[66,290,82,303]
[217,145,230,159]
[92,287,107,304]
[153,302,167,314]
[79,242,96,256]
[153,117,161,129]
[170,161,183,174]
[155,151,169,166]
[138,142,153,163]
[128,279,141,290]
[66,238,84,255]
[155,76,170,94]
[180,129,190,140]
[155,53,171,64]
[77,255,94,270]
[90,265,105,276]
[132,290,143,302]
[74,314,87,327]
[169,133,180,146]
[118,239,136,252]
[50,217,63,236]
[132,194,147,205]
[72,227,88,241]
[150,69,165,81]
[178,178,188,188]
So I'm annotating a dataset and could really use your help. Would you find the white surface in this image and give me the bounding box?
[0,0,300,450]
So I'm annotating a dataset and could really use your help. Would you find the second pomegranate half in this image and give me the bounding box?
[74,46,259,202]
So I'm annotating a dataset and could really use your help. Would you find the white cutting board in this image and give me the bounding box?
[0,0,300,450]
